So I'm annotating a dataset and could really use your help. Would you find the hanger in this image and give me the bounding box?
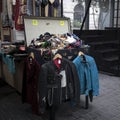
[78,51,86,62]
[53,53,62,60]
[78,51,84,56]
[29,52,35,59]
[28,52,35,64]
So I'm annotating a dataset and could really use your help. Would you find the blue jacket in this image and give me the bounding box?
[73,55,99,96]
[0,52,15,74]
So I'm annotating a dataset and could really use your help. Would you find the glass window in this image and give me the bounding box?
[89,1,100,29]
[73,3,84,29]
[63,0,111,30]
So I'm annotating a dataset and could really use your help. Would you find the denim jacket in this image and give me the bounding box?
[73,55,99,96]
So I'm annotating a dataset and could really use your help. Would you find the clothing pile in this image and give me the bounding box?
[29,32,82,54]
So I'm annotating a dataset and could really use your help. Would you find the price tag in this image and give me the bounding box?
[32,20,38,26]
[60,21,65,26]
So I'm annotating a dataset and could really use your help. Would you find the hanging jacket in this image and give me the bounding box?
[62,58,80,105]
[38,61,62,114]
[73,55,99,96]
[85,55,99,96]
[22,57,40,114]
[15,0,27,30]
[38,58,80,113]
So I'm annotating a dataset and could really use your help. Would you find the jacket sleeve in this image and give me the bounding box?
[70,62,80,105]
[64,58,80,105]
[89,57,99,96]
[85,55,99,96]
[38,64,48,114]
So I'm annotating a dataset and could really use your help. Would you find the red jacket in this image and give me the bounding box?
[22,57,40,115]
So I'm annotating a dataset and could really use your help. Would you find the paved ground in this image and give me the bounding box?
[0,73,120,120]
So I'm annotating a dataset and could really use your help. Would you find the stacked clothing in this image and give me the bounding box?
[29,32,82,52]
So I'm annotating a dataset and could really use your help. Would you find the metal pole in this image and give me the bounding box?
[61,0,63,17]
[116,0,120,76]
[80,0,92,32]
[118,30,120,76]
[116,0,120,27]
[111,0,115,27]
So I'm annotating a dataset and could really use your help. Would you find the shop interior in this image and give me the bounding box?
[0,0,120,120]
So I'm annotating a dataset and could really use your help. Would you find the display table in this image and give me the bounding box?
[0,52,26,93]
[2,60,24,93]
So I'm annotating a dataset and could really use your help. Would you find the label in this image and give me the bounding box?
[58,59,61,64]
[60,70,66,87]
[32,20,38,26]
[60,21,65,26]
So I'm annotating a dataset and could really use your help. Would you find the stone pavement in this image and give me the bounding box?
[0,73,120,120]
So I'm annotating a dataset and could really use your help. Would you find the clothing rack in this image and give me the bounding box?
[57,48,91,109]
[27,47,91,120]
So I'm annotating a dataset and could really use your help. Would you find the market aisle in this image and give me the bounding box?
[56,73,120,120]
[0,80,43,120]
[0,73,120,120]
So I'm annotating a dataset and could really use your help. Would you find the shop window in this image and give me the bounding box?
[73,3,84,29]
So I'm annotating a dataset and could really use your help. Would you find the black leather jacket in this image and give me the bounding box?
[38,58,80,113]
